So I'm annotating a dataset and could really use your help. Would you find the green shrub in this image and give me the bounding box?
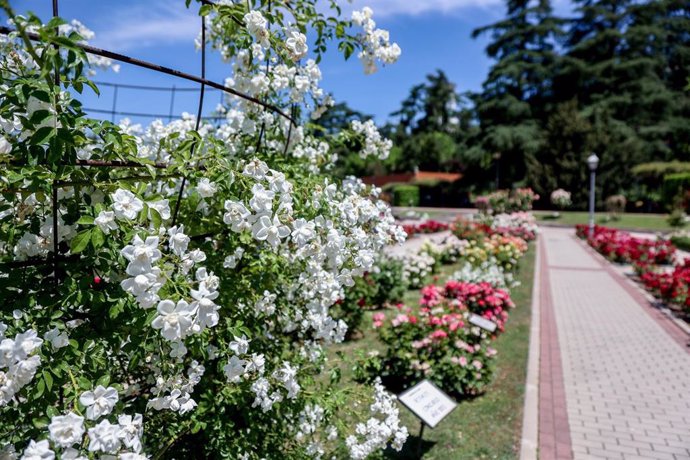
[632,161,690,180]
[605,194,627,220]
[392,184,420,206]
[370,257,407,307]
[668,210,687,228]
[670,235,690,251]
[663,173,690,207]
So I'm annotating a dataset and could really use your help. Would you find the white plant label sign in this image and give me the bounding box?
[469,313,497,333]
[398,380,457,428]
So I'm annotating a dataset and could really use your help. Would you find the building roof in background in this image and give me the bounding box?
[363,171,462,187]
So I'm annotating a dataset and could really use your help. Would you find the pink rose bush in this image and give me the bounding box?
[422,280,515,332]
[356,303,498,399]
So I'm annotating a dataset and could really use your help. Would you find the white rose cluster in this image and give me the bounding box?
[397,250,436,289]
[40,409,145,458]
[0,327,42,406]
[13,214,75,261]
[450,259,519,290]
[345,378,408,459]
[490,212,538,235]
[119,225,220,346]
[349,119,393,160]
[438,235,470,263]
[351,7,401,74]
[148,361,205,414]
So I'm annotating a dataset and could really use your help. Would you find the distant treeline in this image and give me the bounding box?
[320,0,690,211]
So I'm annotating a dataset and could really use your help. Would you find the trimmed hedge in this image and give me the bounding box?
[632,161,690,180]
[392,184,420,206]
[670,235,690,252]
[663,173,690,205]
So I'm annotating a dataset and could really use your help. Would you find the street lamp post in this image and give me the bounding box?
[587,154,599,239]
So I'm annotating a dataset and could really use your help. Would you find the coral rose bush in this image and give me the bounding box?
[0,1,410,458]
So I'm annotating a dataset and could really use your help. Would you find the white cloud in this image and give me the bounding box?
[346,0,573,18]
[347,0,503,17]
[90,1,199,51]
[87,0,575,51]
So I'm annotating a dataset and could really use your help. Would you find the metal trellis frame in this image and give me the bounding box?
[0,0,298,271]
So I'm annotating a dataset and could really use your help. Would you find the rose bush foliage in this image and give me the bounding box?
[354,304,498,399]
[0,1,410,458]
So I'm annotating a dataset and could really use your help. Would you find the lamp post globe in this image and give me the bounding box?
[587,153,599,172]
[587,153,599,238]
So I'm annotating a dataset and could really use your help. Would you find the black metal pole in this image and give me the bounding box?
[417,422,425,459]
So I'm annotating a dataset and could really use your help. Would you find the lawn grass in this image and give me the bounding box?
[332,245,536,459]
[534,210,675,232]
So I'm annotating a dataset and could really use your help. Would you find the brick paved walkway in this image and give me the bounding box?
[539,227,690,460]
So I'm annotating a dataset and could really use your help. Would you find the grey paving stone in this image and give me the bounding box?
[540,227,690,459]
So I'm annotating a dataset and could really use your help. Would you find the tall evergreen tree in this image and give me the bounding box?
[387,70,475,172]
[471,0,563,187]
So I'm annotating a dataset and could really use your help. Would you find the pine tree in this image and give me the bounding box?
[471,0,563,187]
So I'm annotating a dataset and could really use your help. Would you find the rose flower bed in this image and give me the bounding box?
[576,225,690,319]
[421,281,515,332]
[355,303,498,399]
[402,219,450,237]
[355,213,528,401]
[576,224,675,264]
[638,260,690,316]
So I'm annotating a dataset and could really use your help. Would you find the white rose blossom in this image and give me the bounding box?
[111,189,144,220]
[48,412,85,447]
[79,386,118,420]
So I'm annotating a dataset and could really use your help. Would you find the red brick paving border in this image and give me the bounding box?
[572,234,690,355]
[538,236,574,460]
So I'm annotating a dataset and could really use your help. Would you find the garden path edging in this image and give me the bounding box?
[536,235,573,460]
[519,236,541,460]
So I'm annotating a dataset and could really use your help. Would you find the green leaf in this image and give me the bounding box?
[78,377,92,390]
[32,416,49,429]
[109,303,124,319]
[91,227,105,249]
[77,215,94,225]
[97,375,111,387]
[34,378,45,399]
[70,229,92,253]
[149,207,162,230]
[31,126,56,145]
[43,370,54,391]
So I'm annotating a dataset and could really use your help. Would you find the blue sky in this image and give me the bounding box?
[3,0,572,124]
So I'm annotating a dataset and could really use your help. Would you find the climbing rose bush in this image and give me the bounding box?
[0,1,409,458]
